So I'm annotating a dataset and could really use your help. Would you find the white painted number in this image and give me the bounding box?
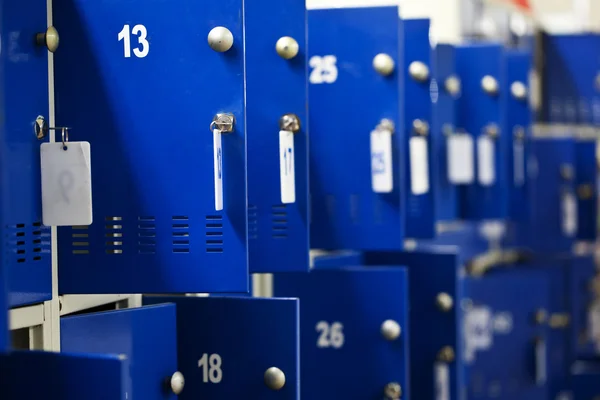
[309,55,338,84]
[316,321,344,348]
[118,24,149,58]
[198,353,223,384]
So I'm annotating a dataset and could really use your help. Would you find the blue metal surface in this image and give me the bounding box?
[504,48,532,223]
[61,304,177,400]
[0,256,7,352]
[571,361,600,399]
[246,0,309,273]
[53,0,248,294]
[400,18,435,239]
[0,351,127,399]
[432,44,459,222]
[144,296,299,399]
[575,140,597,241]
[568,254,598,360]
[308,6,405,250]
[274,267,409,399]
[456,43,509,220]
[1,0,52,307]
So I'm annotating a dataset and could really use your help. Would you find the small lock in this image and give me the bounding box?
[484,123,500,139]
[279,113,301,133]
[413,119,429,136]
[211,113,236,133]
[34,115,71,141]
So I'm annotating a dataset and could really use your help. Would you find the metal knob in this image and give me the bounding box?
[436,292,454,312]
[437,346,455,362]
[373,53,395,76]
[511,81,528,100]
[264,367,286,391]
[211,113,236,133]
[208,27,234,52]
[409,61,430,82]
[412,119,430,136]
[279,113,301,133]
[444,75,461,96]
[384,382,402,399]
[481,75,499,95]
[276,36,299,60]
[381,319,401,341]
[169,371,185,395]
[36,26,60,53]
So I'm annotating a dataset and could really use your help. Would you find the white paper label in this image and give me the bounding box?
[513,140,525,186]
[213,129,223,211]
[41,142,93,226]
[370,129,393,193]
[279,130,296,204]
[477,136,496,186]
[535,339,547,384]
[434,363,450,400]
[463,306,493,363]
[409,136,430,195]
[447,134,474,184]
[561,191,577,237]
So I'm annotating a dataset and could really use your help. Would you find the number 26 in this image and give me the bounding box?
[118,24,149,58]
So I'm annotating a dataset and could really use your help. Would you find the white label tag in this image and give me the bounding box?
[40,142,93,226]
[477,136,496,186]
[561,191,577,237]
[434,363,450,400]
[513,140,525,186]
[409,136,430,195]
[279,130,296,204]
[447,134,474,184]
[463,306,493,363]
[535,339,547,384]
[213,129,223,211]
[370,129,393,193]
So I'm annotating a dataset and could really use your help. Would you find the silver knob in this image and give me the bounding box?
[264,367,286,391]
[384,382,402,399]
[373,53,395,76]
[279,113,301,133]
[381,320,401,341]
[211,113,236,133]
[276,36,299,60]
[412,119,430,136]
[208,27,234,52]
[510,81,528,100]
[481,75,499,95]
[170,371,185,395]
[444,75,461,96]
[436,292,454,312]
[36,26,60,53]
[409,61,429,82]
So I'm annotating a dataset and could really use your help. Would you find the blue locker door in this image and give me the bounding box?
[457,44,509,220]
[1,0,52,307]
[61,304,179,400]
[462,272,550,399]
[308,7,404,251]
[575,140,597,241]
[53,0,248,294]
[0,351,127,399]
[274,267,409,399]
[144,296,299,399]
[246,0,309,273]
[400,18,435,239]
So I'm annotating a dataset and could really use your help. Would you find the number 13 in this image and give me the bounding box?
[118,24,149,58]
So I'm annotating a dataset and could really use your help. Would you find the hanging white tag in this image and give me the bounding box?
[213,129,223,211]
[447,134,474,184]
[477,135,496,186]
[561,190,577,237]
[279,130,296,204]
[40,142,93,226]
[513,140,525,186]
[409,136,430,195]
[370,128,393,193]
[434,363,450,400]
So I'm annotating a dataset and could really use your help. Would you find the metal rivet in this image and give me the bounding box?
[511,81,528,101]
[169,371,185,395]
[444,75,461,96]
[276,36,299,60]
[413,119,430,136]
[36,26,60,53]
[381,319,402,341]
[534,309,547,324]
[384,382,402,399]
[279,113,301,133]
[577,184,594,200]
[208,27,234,52]
[373,53,395,76]
[409,61,429,82]
[481,75,499,95]
[437,346,455,362]
[560,164,574,181]
[436,292,453,312]
[264,367,286,391]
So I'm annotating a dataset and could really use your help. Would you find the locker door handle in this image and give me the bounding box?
[211,113,236,211]
[278,114,300,204]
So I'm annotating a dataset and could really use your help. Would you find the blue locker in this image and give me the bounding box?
[61,304,179,399]
[432,44,460,222]
[308,6,405,250]
[0,351,127,399]
[246,0,309,273]
[144,296,299,399]
[400,18,435,239]
[53,0,248,294]
[274,267,409,399]
[1,0,52,307]
[456,44,509,220]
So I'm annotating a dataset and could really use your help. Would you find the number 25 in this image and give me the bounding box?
[118,24,149,58]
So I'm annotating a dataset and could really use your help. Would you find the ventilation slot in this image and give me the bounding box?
[105,217,123,255]
[138,216,156,254]
[32,222,50,261]
[7,224,27,263]
[272,205,288,239]
[71,225,90,255]
[205,215,223,253]
[248,205,258,240]
[172,216,190,253]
